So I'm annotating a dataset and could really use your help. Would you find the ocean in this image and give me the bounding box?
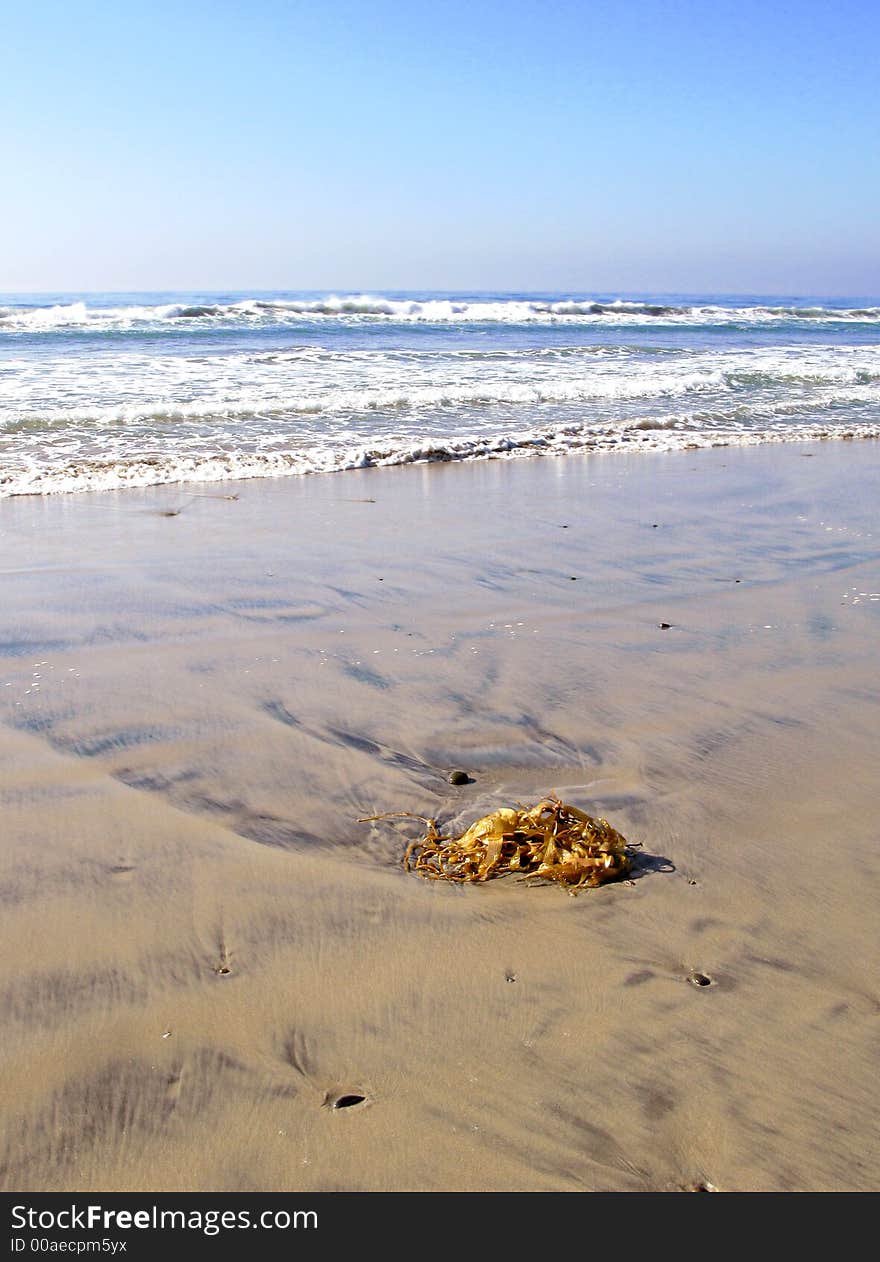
[1,290,879,497]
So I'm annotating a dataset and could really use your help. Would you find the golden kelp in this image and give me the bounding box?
[361,796,632,893]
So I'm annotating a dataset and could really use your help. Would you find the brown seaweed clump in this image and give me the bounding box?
[361,796,632,894]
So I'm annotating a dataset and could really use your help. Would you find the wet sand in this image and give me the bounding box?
[1,441,878,1192]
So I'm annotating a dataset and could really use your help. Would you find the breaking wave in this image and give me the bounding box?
[3,295,880,332]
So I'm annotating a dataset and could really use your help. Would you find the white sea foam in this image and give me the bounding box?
[2,295,880,332]
[3,343,878,431]
[2,418,878,498]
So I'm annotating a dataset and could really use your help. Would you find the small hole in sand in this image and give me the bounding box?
[333,1093,366,1110]
[689,1180,718,1191]
[689,972,713,987]
[215,965,231,976]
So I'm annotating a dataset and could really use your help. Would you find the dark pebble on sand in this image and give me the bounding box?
[448,769,470,785]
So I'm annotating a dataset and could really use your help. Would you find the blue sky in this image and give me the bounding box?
[2,0,878,294]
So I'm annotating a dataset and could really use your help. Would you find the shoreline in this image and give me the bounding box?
[3,424,879,501]
[1,441,878,1191]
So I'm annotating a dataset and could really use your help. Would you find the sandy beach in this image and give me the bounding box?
[1,440,878,1192]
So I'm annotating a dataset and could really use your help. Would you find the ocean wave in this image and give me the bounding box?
[2,420,877,498]
[3,295,880,332]
[1,368,738,431]
[4,354,878,434]
[6,371,878,436]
